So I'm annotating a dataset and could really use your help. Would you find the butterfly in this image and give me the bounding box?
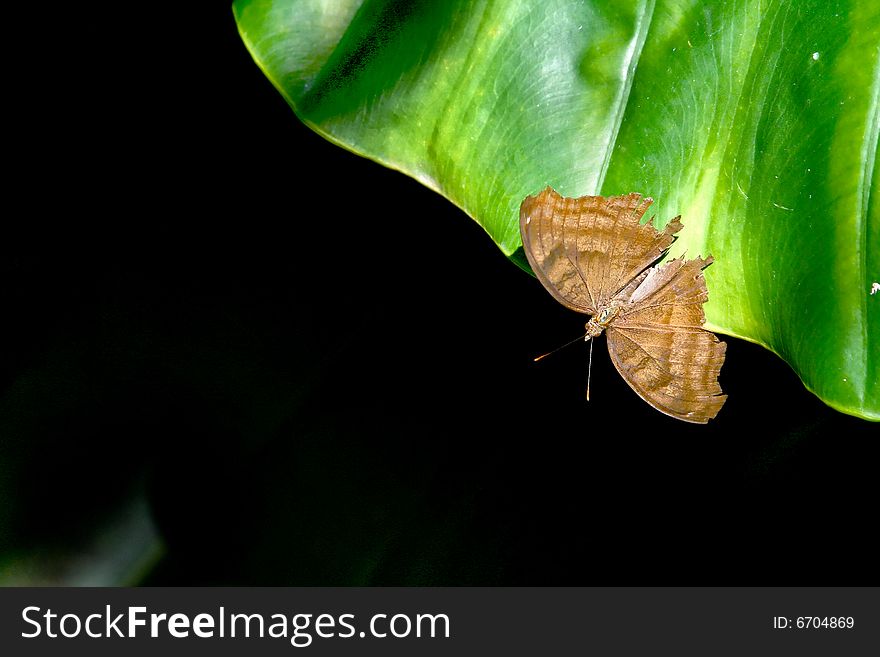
[520,186,727,423]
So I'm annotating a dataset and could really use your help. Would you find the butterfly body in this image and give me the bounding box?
[520,187,727,424]
[585,304,619,337]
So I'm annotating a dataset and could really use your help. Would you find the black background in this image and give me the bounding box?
[1,3,877,585]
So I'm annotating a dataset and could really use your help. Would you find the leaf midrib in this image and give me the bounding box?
[595,0,656,194]
[858,44,880,408]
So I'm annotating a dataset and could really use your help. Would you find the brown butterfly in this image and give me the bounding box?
[520,187,726,423]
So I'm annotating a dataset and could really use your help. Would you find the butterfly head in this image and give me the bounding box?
[585,305,619,338]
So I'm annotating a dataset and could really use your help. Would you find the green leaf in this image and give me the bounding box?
[233,0,879,420]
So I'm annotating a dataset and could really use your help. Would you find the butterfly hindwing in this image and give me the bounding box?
[607,257,727,423]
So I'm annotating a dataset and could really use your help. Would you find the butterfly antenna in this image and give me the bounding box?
[533,333,588,362]
[586,336,594,401]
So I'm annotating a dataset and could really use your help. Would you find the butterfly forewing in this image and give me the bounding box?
[520,188,597,313]
[520,187,683,312]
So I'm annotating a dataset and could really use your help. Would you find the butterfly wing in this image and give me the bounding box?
[606,256,727,423]
[519,187,683,312]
